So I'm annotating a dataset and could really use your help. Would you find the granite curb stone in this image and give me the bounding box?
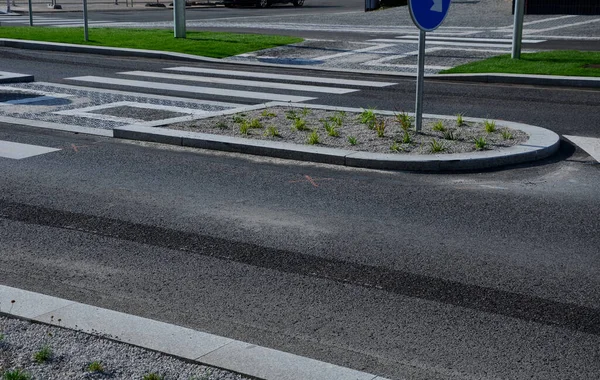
[113,102,561,172]
[1,39,599,88]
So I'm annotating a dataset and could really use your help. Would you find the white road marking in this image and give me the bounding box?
[524,18,600,34]
[0,140,60,160]
[368,39,514,49]
[312,43,396,61]
[119,71,359,94]
[164,67,397,87]
[564,135,600,163]
[66,76,316,103]
[394,36,545,43]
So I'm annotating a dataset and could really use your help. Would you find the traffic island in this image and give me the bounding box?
[113,102,560,172]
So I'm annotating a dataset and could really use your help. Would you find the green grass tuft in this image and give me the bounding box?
[33,346,52,363]
[484,120,496,133]
[143,373,164,380]
[432,121,446,132]
[348,136,358,146]
[264,126,280,137]
[359,108,377,129]
[307,131,320,145]
[88,361,104,373]
[3,369,31,380]
[474,136,488,150]
[261,109,277,118]
[501,129,514,140]
[430,139,446,153]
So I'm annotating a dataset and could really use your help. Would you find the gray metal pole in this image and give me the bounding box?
[512,0,525,59]
[83,0,89,41]
[173,0,186,38]
[28,0,33,25]
[415,29,426,133]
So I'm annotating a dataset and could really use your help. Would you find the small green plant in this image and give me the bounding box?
[261,109,276,118]
[285,109,298,120]
[33,345,52,363]
[293,117,309,131]
[322,120,339,137]
[0,333,4,341]
[300,107,311,117]
[443,129,457,140]
[3,369,31,380]
[215,120,228,129]
[374,119,386,137]
[501,129,514,140]
[401,131,412,144]
[143,373,164,380]
[484,120,496,133]
[307,130,320,145]
[248,118,262,129]
[395,112,413,131]
[88,361,104,373]
[348,136,358,146]
[390,142,402,152]
[264,126,280,137]
[329,111,346,127]
[432,121,446,132]
[474,136,488,150]
[359,107,377,129]
[456,113,464,126]
[239,121,250,135]
[232,115,245,124]
[430,139,446,153]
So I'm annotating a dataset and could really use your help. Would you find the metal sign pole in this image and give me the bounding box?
[83,0,89,41]
[28,0,33,25]
[173,0,186,38]
[512,0,525,59]
[415,29,426,133]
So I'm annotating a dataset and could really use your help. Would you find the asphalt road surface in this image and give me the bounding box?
[1,50,600,380]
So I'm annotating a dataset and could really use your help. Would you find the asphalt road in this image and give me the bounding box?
[1,50,600,380]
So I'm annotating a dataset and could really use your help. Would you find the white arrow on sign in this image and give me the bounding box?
[431,0,443,12]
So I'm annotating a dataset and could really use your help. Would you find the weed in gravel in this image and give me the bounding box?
[432,121,446,132]
[248,118,262,129]
[239,121,250,135]
[33,345,52,363]
[484,120,496,133]
[322,120,339,137]
[261,109,276,118]
[215,120,228,129]
[401,131,412,144]
[143,373,164,380]
[285,110,298,120]
[300,107,311,118]
[348,136,358,146]
[395,112,413,132]
[293,118,309,131]
[88,361,104,373]
[264,126,280,137]
[307,130,320,145]
[443,129,457,141]
[456,113,464,127]
[329,111,346,127]
[390,141,402,152]
[0,333,4,341]
[232,115,245,124]
[359,107,377,129]
[501,129,514,140]
[430,139,446,153]
[3,369,31,380]
[374,119,386,137]
[474,136,488,150]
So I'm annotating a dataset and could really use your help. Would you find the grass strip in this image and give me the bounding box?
[0,27,303,58]
[440,50,600,77]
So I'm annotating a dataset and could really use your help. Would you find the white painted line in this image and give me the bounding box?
[368,39,514,49]
[312,43,395,61]
[164,67,397,87]
[524,18,600,34]
[564,135,600,163]
[0,140,61,159]
[394,36,545,43]
[119,70,358,94]
[66,76,316,103]
[34,82,244,108]
[0,285,392,380]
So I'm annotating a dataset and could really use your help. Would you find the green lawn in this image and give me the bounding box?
[0,27,303,58]
[440,51,600,77]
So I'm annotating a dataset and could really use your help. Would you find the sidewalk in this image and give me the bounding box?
[3,0,220,13]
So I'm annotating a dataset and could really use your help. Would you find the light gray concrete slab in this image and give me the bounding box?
[0,285,75,319]
[200,341,381,380]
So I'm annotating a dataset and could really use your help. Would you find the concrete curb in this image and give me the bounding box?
[0,70,35,84]
[1,39,599,88]
[0,284,391,380]
[113,102,561,172]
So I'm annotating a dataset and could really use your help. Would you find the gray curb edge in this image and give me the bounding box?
[114,102,561,172]
[0,284,391,380]
[1,39,599,88]
[0,70,35,84]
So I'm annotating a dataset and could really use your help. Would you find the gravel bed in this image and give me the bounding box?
[169,106,527,155]
[0,316,250,380]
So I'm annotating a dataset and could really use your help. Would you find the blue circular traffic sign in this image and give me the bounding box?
[409,0,452,32]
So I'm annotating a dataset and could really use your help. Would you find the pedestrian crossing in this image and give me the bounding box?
[0,139,60,159]
[0,14,111,27]
[65,65,397,104]
[368,35,546,49]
